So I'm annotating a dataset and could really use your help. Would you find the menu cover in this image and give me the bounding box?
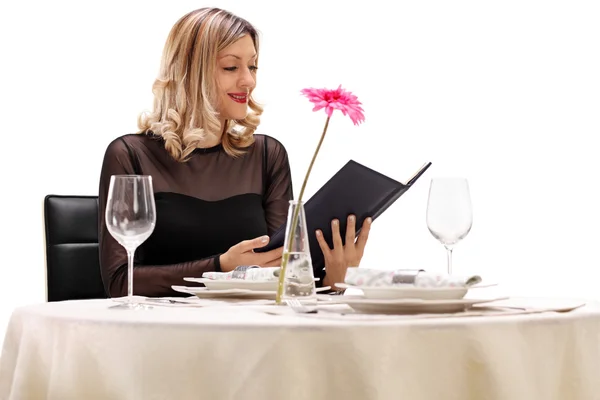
[255,160,432,281]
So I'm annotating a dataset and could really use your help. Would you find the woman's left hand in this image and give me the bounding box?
[316,214,372,289]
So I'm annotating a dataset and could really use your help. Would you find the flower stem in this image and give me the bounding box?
[297,116,331,203]
[276,116,331,304]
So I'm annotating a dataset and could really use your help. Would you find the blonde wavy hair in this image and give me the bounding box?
[138,7,263,162]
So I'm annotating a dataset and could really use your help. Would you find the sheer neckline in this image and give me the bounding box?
[141,131,223,154]
[194,143,223,154]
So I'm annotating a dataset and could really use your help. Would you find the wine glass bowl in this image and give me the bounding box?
[105,175,156,309]
[426,177,473,274]
[106,201,155,249]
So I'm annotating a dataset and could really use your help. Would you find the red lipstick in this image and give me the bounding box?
[228,93,248,103]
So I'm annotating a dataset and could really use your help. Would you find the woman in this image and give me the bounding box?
[98,7,371,298]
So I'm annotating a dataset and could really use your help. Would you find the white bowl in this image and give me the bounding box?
[336,283,468,300]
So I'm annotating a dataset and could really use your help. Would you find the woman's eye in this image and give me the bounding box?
[223,66,258,72]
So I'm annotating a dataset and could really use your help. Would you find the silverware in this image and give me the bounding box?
[482,303,586,314]
[285,298,318,313]
[146,298,192,305]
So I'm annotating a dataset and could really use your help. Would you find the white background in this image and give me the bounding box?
[0,0,599,345]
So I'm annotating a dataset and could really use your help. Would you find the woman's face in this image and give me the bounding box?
[216,35,257,121]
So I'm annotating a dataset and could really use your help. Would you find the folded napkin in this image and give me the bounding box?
[344,268,482,288]
[202,266,280,281]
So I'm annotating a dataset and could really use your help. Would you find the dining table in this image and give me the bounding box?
[1,295,600,400]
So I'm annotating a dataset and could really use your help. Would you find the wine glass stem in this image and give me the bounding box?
[126,249,135,302]
[445,246,453,275]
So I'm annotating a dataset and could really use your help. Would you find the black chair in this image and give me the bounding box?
[43,195,107,301]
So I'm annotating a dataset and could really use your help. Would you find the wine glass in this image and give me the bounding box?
[105,175,156,309]
[426,177,473,274]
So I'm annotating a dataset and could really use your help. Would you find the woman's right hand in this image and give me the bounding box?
[219,235,284,272]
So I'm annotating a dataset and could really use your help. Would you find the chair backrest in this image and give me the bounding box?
[43,195,107,301]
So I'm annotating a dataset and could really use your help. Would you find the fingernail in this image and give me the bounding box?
[333,219,338,226]
[349,215,355,222]
[316,230,321,236]
[261,236,269,243]
[367,217,372,224]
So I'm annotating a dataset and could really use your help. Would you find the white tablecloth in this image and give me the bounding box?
[1,297,600,400]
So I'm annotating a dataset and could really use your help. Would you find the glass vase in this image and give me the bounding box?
[279,200,317,305]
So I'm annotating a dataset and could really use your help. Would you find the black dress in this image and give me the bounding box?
[98,133,293,297]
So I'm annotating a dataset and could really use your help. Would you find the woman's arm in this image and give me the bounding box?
[262,135,294,235]
[98,138,222,298]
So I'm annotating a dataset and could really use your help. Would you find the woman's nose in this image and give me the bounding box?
[239,68,256,89]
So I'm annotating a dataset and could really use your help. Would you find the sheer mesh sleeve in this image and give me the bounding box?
[98,138,221,298]
[263,136,294,235]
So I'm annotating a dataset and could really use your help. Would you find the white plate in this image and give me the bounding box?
[335,283,468,300]
[183,278,278,291]
[326,296,509,314]
[184,277,320,292]
[172,285,331,299]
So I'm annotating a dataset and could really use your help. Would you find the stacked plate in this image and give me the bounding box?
[322,282,504,314]
[172,278,329,300]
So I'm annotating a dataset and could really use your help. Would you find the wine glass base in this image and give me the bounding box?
[109,302,153,310]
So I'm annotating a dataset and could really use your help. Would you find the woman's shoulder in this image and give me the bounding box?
[253,133,288,154]
[252,134,290,172]
[104,132,163,155]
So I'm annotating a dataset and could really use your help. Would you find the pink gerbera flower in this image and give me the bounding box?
[276,85,365,304]
[300,85,365,125]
